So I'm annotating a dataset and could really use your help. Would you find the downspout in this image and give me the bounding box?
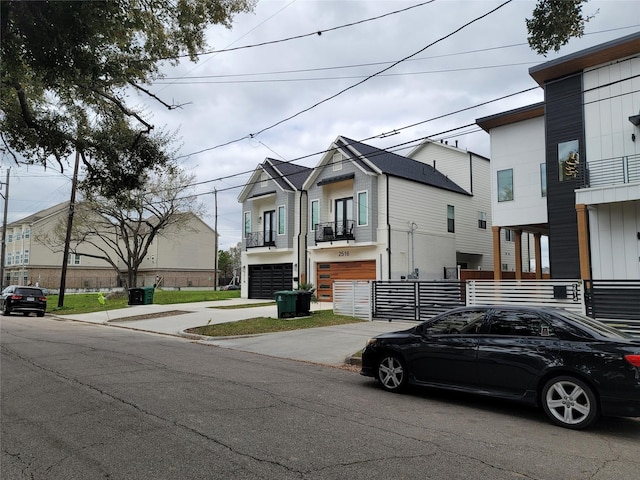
[386,174,391,280]
[298,190,307,286]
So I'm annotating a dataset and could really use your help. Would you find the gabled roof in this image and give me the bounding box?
[337,136,471,196]
[7,201,69,227]
[406,138,489,162]
[237,158,312,202]
[529,31,640,85]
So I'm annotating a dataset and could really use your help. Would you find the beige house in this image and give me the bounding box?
[3,202,217,290]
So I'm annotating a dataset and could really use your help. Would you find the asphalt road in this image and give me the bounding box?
[2,316,639,480]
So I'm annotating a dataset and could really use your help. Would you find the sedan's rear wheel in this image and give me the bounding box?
[377,354,407,393]
[541,376,599,429]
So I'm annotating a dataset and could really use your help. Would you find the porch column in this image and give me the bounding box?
[514,229,523,280]
[576,203,591,280]
[534,233,542,279]
[492,226,502,280]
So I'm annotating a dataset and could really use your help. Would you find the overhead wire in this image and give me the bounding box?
[177,0,514,159]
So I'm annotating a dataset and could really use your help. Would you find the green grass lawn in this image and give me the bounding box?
[47,289,241,314]
[186,309,365,337]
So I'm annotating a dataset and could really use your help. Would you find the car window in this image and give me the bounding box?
[488,310,554,337]
[15,287,44,297]
[423,310,486,335]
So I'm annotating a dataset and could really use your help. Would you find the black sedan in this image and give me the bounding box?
[361,305,640,429]
[0,285,47,317]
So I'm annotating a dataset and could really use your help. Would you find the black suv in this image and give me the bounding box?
[0,285,47,317]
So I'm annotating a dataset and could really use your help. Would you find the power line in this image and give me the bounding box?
[166,1,437,59]
[177,0,514,159]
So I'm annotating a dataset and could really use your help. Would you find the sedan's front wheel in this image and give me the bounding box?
[377,354,407,393]
[541,376,599,429]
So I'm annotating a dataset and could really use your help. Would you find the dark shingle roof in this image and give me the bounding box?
[337,137,470,196]
[264,158,311,191]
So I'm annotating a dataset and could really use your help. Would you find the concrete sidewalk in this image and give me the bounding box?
[54,299,414,366]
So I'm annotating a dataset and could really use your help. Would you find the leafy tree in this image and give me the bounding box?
[0,0,255,193]
[526,0,598,55]
[217,250,233,284]
[43,167,205,289]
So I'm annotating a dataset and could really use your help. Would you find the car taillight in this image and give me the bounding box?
[10,294,23,300]
[625,355,640,367]
[39,297,47,301]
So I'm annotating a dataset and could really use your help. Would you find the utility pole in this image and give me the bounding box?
[0,169,10,290]
[214,188,218,290]
[58,150,80,307]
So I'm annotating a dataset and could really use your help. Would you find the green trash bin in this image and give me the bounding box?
[142,286,155,305]
[274,290,297,318]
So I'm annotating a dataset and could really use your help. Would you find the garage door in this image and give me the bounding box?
[316,260,376,302]
[248,264,293,299]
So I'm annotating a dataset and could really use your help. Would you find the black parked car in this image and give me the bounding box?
[361,305,640,429]
[0,285,47,317]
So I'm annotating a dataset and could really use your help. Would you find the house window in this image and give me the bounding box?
[497,169,513,202]
[357,191,368,226]
[310,200,319,231]
[558,140,579,181]
[447,205,455,233]
[15,231,22,241]
[332,152,343,171]
[478,211,487,229]
[15,252,22,264]
[540,163,547,197]
[23,249,29,264]
[264,210,275,245]
[67,254,81,265]
[7,233,12,243]
[335,197,353,238]
[244,212,251,237]
[6,253,12,265]
[278,206,285,235]
[260,172,268,188]
[505,229,515,242]
[24,228,30,239]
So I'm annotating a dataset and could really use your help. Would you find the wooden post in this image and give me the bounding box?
[576,203,591,280]
[492,226,502,280]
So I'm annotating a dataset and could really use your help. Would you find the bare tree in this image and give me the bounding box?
[47,167,204,289]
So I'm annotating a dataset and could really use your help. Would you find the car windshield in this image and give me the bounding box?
[559,310,633,339]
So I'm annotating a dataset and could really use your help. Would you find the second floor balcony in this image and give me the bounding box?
[315,220,355,243]
[246,231,276,249]
[578,154,640,189]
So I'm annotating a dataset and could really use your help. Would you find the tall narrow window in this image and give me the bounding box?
[23,249,29,264]
[264,210,275,245]
[540,163,547,197]
[447,205,455,233]
[335,197,353,238]
[497,169,513,202]
[478,211,487,229]
[357,191,368,226]
[310,200,319,231]
[558,140,579,181]
[505,229,515,242]
[278,206,285,235]
[244,212,251,238]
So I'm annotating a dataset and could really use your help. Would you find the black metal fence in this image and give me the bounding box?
[372,281,465,322]
[584,279,640,336]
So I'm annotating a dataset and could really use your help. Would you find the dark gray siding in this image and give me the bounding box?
[544,74,584,279]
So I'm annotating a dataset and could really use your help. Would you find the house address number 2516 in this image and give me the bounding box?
[338,251,350,257]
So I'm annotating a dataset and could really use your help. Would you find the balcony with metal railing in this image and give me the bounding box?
[315,220,355,243]
[577,154,640,189]
[245,231,276,249]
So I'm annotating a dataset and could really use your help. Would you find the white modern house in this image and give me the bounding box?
[477,32,640,280]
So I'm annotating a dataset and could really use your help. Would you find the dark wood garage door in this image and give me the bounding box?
[316,260,376,302]
[248,263,293,299]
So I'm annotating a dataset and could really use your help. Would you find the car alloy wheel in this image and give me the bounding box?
[542,376,599,429]
[377,354,407,392]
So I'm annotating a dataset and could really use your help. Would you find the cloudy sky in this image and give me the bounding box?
[2,0,638,250]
